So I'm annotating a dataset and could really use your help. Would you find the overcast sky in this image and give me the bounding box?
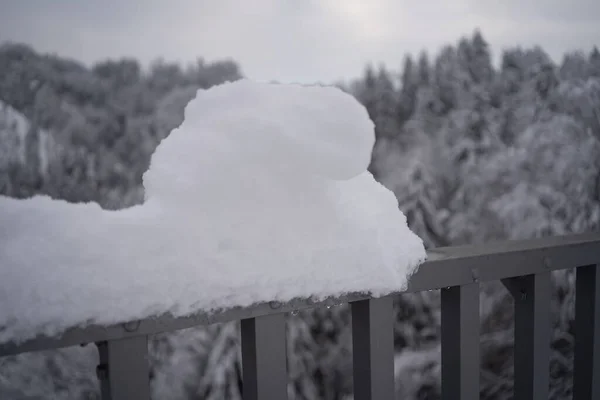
[1,0,599,83]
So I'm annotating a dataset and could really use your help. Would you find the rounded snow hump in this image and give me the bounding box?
[143,80,376,202]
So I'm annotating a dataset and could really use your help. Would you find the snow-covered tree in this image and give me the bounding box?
[399,55,420,122]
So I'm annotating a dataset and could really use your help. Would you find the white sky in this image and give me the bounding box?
[1,0,599,83]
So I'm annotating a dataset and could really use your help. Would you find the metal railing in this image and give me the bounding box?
[1,233,600,399]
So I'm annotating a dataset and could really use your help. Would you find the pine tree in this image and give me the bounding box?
[354,64,400,140]
[376,66,400,136]
[356,63,378,120]
[399,55,419,123]
[456,37,473,85]
[470,29,493,84]
[560,51,588,80]
[417,51,430,86]
[432,46,461,112]
[589,46,600,78]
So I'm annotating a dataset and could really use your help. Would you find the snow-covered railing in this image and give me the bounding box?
[3,81,600,399]
[1,233,599,400]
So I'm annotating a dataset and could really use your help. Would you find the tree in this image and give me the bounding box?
[417,51,430,86]
[552,78,600,140]
[93,58,141,88]
[399,55,419,123]
[470,29,493,84]
[432,46,462,113]
[195,58,243,89]
[147,60,187,97]
[374,65,400,139]
[560,51,589,80]
[589,46,600,78]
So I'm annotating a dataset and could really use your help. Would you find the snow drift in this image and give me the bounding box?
[0,80,426,344]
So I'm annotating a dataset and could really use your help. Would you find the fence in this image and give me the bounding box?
[1,233,600,400]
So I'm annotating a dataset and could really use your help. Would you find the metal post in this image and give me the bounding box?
[95,336,150,400]
[502,273,551,400]
[351,296,394,400]
[574,264,600,400]
[441,283,480,400]
[241,313,288,400]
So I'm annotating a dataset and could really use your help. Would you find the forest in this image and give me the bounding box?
[1,29,600,399]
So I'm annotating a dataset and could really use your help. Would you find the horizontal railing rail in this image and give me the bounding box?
[1,232,600,399]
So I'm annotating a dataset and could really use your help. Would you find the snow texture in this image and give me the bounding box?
[0,80,426,344]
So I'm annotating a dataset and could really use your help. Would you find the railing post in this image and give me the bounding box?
[241,314,288,400]
[441,283,480,400]
[574,264,600,400]
[351,296,394,400]
[95,336,150,400]
[502,272,551,400]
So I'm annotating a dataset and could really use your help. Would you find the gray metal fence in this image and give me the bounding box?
[1,233,600,399]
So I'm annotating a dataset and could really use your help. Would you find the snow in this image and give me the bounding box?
[0,79,426,345]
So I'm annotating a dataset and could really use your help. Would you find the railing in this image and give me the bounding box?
[1,233,600,400]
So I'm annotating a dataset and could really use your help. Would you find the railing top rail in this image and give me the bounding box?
[1,232,599,358]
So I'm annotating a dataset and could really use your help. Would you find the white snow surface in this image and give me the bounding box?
[0,80,426,344]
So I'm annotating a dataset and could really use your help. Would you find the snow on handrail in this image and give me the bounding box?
[1,232,598,358]
[2,233,600,400]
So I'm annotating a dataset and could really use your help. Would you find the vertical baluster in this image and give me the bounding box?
[96,336,150,400]
[351,296,394,400]
[502,272,551,400]
[574,264,600,400]
[241,313,288,400]
[441,283,480,400]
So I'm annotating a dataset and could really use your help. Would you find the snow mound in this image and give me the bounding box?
[0,80,426,344]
